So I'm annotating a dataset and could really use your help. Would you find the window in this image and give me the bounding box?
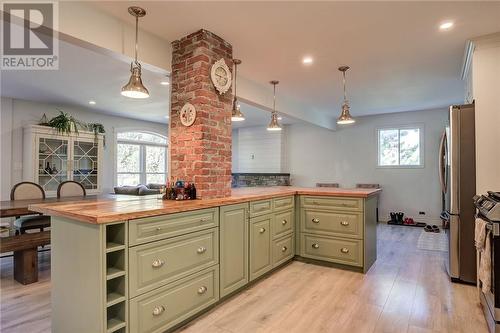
[116,131,167,186]
[377,126,423,167]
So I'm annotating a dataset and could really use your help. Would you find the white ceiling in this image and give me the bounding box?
[93,1,500,117]
[1,38,171,124]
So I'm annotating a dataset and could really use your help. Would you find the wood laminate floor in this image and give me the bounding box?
[0,225,488,333]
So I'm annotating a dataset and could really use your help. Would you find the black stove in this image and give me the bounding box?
[474,191,500,222]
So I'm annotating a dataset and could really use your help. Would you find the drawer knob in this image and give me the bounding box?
[312,218,320,224]
[156,227,162,231]
[282,219,288,225]
[152,259,165,268]
[281,246,288,252]
[198,286,208,295]
[259,227,266,233]
[340,247,349,254]
[200,218,207,223]
[197,246,207,254]
[152,305,166,316]
[312,243,319,249]
[340,221,349,226]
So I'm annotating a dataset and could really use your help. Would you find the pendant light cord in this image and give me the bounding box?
[134,15,139,65]
[273,83,276,114]
[343,70,347,103]
[234,63,237,101]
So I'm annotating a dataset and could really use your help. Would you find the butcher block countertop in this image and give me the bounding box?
[29,186,381,224]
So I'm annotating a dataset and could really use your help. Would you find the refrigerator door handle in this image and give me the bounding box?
[438,130,447,194]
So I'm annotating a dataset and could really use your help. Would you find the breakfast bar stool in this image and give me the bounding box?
[57,180,87,198]
[11,182,51,235]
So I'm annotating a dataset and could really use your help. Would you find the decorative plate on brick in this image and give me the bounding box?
[210,58,232,95]
[180,103,196,127]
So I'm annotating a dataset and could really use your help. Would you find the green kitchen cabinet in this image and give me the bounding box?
[249,214,273,281]
[219,203,249,298]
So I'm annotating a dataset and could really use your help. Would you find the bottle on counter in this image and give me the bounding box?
[191,183,197,200]
[185,183,191,200]
[45,162,52,174]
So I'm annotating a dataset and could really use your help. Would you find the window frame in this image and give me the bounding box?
[376,124,424,169]
[115,130,168,186]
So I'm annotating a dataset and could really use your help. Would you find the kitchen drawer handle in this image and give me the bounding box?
[340,221,349,226]
[312,243,319,249]
[281,246,288,252]
[312,218,320,223]
[259,227,266,233]
[199,218,207,223]
[152,259,165,268]
[340,247,349,254]
[197,246,207,254]
[152,305,166,316]
[156,227,162,231]
[197,286,208,295]
[282,219,288,225]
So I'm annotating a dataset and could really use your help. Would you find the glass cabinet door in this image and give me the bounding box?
[37,137,70,193]
[72,139,99,191]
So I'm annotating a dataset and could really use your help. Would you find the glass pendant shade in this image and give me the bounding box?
[267,112,282,131]
[121,6,149,99]
[121,64,150,99]
[231,99,245,121]
[337,102,355,124]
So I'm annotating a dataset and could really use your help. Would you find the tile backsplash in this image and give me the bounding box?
[232,173,291,188]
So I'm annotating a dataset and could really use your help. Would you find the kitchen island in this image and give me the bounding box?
[30,186,380,333]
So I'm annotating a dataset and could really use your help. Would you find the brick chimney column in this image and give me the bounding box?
[169,29,233,199]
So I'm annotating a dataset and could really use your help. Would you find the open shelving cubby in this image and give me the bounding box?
[104,222,128,333]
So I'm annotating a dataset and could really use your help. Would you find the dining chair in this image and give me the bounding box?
[57,181,86,198]
[11,182,51,235]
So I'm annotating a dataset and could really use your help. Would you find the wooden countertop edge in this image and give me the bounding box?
[29,188,381,224]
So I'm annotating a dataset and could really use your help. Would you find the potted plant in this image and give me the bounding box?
[86,122,106,146]
[47,110,83,135]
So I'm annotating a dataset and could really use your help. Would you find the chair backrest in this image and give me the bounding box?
[10,182,45,200]
[57,181,86,198]
[316,183,339,188]
[356,183,380,189]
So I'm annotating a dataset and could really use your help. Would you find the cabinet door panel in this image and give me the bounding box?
[302,209,362,239]
[273,209,294,239]
[249,215,272,281]
[220,203,249,297]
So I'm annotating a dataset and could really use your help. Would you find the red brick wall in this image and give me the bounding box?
[169,29,233,198]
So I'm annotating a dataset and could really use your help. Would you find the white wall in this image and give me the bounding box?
[287,108,448,221]
[232,126,287,173]
[0,97,167,200]
[472,33,500,194]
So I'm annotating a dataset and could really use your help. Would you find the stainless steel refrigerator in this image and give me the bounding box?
[439,103,476,284]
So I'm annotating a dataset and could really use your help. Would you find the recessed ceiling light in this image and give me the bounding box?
[277,116,282,120]
[302,56,313,65]
[439,21,454,30]
[88,100,96,105]
[160,81,169,85]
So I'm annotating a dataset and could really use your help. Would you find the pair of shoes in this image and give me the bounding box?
[404,217,415,225]
[424,224,440,233]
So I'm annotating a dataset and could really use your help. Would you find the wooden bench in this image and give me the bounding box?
[0,231,50,284]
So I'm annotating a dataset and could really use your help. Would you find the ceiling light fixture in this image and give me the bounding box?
[88,100,96,105]
[267,80,282,131]
[121,6,150,99]
[302,56,313,65]
[439,21,454,30]
[336,66,355,125]
[231,59,245,122]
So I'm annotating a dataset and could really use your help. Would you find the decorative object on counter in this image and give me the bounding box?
[232,173,290,188]
[337,65,356,125]
[86,122,106,146]
[47,110,82,135]
[231,59,245,121]
[179,103,196,127]
[267,80,282,131]
[163,180,197,200]
[211,58,232,95]
[121,6,149,99]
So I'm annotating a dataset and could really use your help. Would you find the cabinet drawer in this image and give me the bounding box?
[273,196,294,212]
[249,200,272,217]
[130,265,219,333]
[129,208,218,246]
[273,234,294,267]
[273,209,294,239]
[301,234,362,267]
[129,228,218,297]
[300,196,363,212]
[249,215,272,281]
[302,209,362,239]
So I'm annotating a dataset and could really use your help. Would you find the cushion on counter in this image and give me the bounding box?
[114,186,140,195]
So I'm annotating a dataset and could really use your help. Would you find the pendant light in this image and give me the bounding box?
[121,6,150,99]
[267,80,282,131]
[337,66,355,125]
[231,59,245,121]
